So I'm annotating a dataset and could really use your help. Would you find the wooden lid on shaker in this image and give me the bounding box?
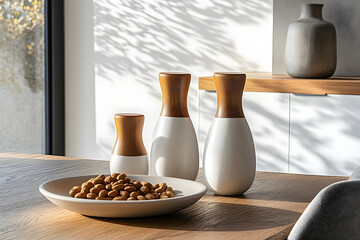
[214,72,246,118]
[112,113,147,156]
[159,72,191,117]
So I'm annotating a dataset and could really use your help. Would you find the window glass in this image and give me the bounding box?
[0,0,45,153]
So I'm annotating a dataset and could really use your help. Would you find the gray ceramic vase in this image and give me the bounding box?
[285,3,337,78]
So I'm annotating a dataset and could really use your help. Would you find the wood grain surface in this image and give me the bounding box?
[199,72,360,95]
[112,113,147,156]
[0,152,78,160]
[0,154,347,240]
[214,72,246,118]
[159,72,191,117]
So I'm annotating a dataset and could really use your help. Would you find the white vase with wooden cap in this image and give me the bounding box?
[150,72,199,181]
[110,113,148,174]
[203,72,256,195]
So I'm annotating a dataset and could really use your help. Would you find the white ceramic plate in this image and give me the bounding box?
[39,175,207,218]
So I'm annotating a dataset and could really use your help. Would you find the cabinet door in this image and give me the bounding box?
[199,91,290,172]
[289,94,360,176]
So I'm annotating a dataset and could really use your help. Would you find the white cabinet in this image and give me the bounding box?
[289,94,360,176]
[199,91,290,172]
[199,90,360,176]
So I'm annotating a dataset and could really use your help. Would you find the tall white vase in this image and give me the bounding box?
[203,72,256,195]
[150,72,199,181]
[151,116,199,180]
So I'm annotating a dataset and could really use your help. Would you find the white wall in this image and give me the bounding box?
[65,0,101,159]
[65,0,273,160]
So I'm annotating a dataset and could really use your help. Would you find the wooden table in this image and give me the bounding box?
[0,154,347,239]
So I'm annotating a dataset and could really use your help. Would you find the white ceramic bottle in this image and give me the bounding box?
[150,72,199,181]
[110,113,148,174]
[203,72,256,195]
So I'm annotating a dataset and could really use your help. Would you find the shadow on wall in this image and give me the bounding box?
[289,95,360,176]
[94,0,272,153]
[200,91,360,175]
[94,0,271,79]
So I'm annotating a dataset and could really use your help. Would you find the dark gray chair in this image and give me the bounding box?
[288,168,360,240]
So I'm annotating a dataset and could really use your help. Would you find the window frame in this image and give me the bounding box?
[45,0,65,155]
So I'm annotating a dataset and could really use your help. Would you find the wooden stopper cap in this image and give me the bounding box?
[214,72,246,118]
[112,113,147,156]
[159,72,191,117]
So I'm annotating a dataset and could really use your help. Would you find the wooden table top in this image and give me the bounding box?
[0,153,347,240]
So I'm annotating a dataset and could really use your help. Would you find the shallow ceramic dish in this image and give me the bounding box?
[39,175,207,218]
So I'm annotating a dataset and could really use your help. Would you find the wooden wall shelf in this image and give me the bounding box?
[199,72,360,95]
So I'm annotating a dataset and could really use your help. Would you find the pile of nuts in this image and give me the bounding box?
[69,173,175,201]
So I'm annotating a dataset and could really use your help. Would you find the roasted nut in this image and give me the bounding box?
[152,192,160,199]
[94,184,105,190]
[124,183,134,187]
[108,190,118,198]
[133,181,142,189]
[81,188,90,194]
[166,187,173,192]
[120,190,129,198]
[87,193,97,199]
[153,183,160,189]
[130,191,141,198]
[113,196,127,201]
[140,186,149,194]
[92,177,104,185]
[159,183,167,191]
[81,182,94,189]
[98,190,108,197]
[104,176,116,183]
[141,182,153,190]
[145,193,155,200]
[137,195,146,200]
[112,183,125,191]
[96,196,112,200]
[116,173,126,180]
[87,178,95,183]
[90,187,101,194]
[69,188,81,197]
[74,192,87,198]
[73,186,82,191]
[105,184,112,191]
[155,188,164,193]
[160,192,169,199]
[123,177,131,184]
[166,191,175,198]
[97,174,105,180]
[124,186,136,192]
[127,197,136,201]
[111,173,119,179]
[130,179,136,184]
